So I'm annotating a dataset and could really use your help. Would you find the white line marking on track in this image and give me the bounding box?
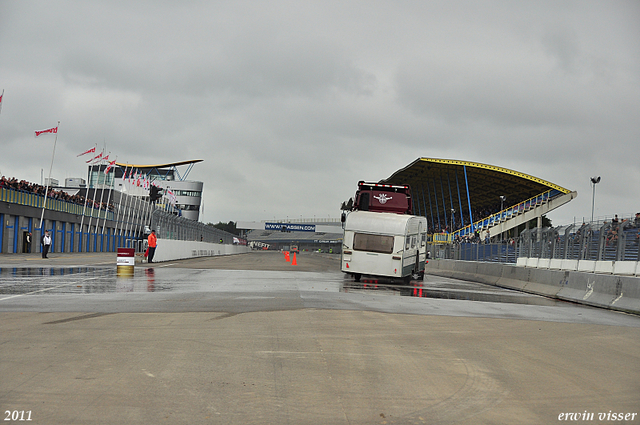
[0,276,105,302]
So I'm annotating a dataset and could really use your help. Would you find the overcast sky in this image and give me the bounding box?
[1,1,638,226]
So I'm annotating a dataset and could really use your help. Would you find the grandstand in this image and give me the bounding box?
[380,158,577,241]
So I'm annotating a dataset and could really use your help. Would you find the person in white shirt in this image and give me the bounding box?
[41,230,52,259]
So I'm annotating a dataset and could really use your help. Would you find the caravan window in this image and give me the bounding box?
[353,233,394,254]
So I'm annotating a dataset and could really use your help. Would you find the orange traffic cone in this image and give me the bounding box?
[284,251,290,262]
[291,252,297,266]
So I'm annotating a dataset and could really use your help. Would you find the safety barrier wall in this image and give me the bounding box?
[516,257,640,276]
[426,258,640,315]
[147,239,250,263]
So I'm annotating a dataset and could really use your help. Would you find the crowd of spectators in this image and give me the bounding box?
[0,176,114,212]
[604,213,640,247]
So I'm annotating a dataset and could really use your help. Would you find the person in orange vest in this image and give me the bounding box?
[147,230,157,263]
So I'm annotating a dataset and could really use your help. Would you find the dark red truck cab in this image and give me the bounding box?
[352,181,413,215]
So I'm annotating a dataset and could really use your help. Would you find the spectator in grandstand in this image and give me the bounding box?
[635,213,640,228]
[1,175,115,212]
[606,225,618,246]
[612,214,619,227]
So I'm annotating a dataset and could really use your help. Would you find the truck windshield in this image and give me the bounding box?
[353,233,394,254]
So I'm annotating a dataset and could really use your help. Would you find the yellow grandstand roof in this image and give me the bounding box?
[381,158,571,213]
[115,159,203,169]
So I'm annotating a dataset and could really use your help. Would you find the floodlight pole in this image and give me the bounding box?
[499,195,506,242]
[590,176,601,223]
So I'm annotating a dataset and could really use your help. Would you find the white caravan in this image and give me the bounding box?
[341,211,428,282]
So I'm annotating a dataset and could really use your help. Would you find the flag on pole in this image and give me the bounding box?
[104,159,117,174]
[0,90,4,114]
[77,146,96,157]
[35,126,58,137]
[86,151,103,163]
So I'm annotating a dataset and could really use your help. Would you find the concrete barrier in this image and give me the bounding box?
[524,268,566,297]
[525,257,539,268]
[557,273,619,309]
[497,265,530,291]
[517,257,637,276]
[548,259,563,270]
[561,259,578,271]
[595,261,614,274]
[613,275,640,314]
[475,262,503,285]
[149,239,250,263]
[577,260,596,273]
[426,259,640,315]
[537,258,551,269]
[613,261,638,276]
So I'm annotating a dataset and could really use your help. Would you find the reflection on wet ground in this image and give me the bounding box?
[0,265,561,307]
[342,280,563,306]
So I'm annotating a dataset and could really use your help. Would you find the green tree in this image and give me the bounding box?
[207,221,239,235]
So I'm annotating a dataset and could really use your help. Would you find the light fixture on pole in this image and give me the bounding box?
[590,176,601,222]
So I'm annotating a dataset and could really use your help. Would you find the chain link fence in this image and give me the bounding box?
[149,209,237,244]
[429,215,640,263]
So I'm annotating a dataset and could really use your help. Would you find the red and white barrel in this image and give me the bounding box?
[117,248,135,276]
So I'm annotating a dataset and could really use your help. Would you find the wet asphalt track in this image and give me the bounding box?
[1,251,639,424]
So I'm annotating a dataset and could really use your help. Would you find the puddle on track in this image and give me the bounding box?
[0,266,564,307]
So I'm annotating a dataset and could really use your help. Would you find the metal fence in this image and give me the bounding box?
[430,216,640,263]
[149,209,238,245]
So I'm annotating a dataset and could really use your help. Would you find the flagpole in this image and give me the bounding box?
[97,152,109,235]
[102,156,116,236]
[79,143,97,250]
[114,164,128,247]
[86,162,97,251]
[123,170,136,247]
[39,121,60,229]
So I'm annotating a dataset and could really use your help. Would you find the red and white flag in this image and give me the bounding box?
[77,146,96,157]
[86,151,103,163]
[104,159,117,174]
[35,126,58,137]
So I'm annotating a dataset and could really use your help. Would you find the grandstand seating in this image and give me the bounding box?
[451,189,573,241]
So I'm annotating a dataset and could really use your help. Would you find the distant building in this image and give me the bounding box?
[65,177,86,188]
[44,178,59,187]
[88,159,204,221]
